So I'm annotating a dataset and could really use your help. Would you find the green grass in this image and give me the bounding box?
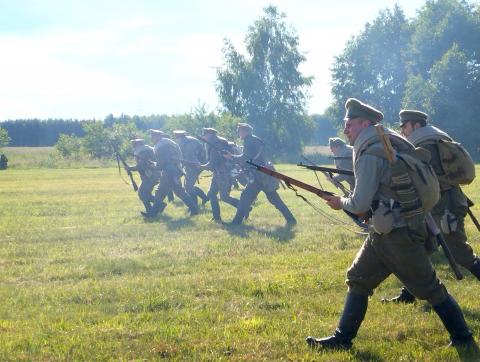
[0,164,479,360]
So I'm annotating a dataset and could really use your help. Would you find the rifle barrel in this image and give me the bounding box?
[297,163,354,176]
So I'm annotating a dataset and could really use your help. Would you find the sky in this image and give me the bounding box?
[0,0,427,120]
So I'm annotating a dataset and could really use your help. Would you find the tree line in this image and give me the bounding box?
[1,0,479,158]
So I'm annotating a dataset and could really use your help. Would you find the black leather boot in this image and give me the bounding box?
[306,292,368,350]
[142,201,166,218]
[382,287,416,304]
[433,294,476,349]
[469,259,480,281]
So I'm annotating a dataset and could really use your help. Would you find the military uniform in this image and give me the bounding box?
[146,131,198,217]
[129,140,158,213]
[306,99,474,351]
[201,128,239,221]
[385,111,480,304]
[174,131,208,208]
[229,123,296,226]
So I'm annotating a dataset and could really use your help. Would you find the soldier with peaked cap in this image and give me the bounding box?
[173,130,208,208]
[306,98,475,351]
[144,129,198,217]
[328,137,355,190]
[224,122,296,226]
[200,127,239,222]
[383,110,480,304]
[127,138,158,214]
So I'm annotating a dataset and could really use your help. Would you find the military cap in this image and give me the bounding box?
[399,109,428,126]
[344,98,384,123]
[202,127,218,135]
[173,130,187,137]
[237,122,253,133]
[148,129,167,137]
[130,138,145,145]
[328,137,346,148]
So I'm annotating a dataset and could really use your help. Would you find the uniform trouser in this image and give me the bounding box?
[138,178,157,211]
[153,172,197,213]
[207,172,239,220]
[346,227,448,306]
[232,181,295,224]
[184,167,207,207]
[432,213,478,269]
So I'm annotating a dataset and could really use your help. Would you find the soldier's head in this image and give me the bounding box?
[328,137,346,155]
[173,130,187,139]
[148,129,167,143]
[343,98,383,145]
[130,138,145,149]
[398,110,428,137]
[236,123,253,139]
[202,127,218,140]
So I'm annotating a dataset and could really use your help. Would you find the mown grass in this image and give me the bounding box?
[0,163,479,360]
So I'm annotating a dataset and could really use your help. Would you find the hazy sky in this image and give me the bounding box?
[0,0,427,120]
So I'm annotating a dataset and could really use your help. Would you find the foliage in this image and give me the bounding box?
[55,134,83,158]
[216,5,313,158]
[0,127,10,148]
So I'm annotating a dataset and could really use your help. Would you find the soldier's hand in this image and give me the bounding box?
[325,195,342,210]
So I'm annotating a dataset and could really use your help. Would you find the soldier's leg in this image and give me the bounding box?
[374,228,475,348]
[218,181,239,208]
[172,176,198,215]
[184,170,199,208]
[146,178,170,217]
[230,183,260,225]
[307,236,390,350]
[207,178,221,221]
[264,190,296,225]
[138,180,155,213]
[194,186,209,205]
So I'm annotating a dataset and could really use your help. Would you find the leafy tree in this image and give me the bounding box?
[330,5,412,125]
[216,5,313,158]
[55,134,83,158]
[0,127,10,148]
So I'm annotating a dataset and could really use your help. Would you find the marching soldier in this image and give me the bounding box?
[200,128,239,222]
[224,123,296,226]
[306,98,475,351]
[384,110,480,303]
[128,139,158,214]
[328,137,355,190]
[173,130,209,208]
[143,130,198,218]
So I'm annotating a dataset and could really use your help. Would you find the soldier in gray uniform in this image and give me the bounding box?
[143,130,198,218]
[173,130,209,208]
[328,137,355,190]
[384,110,480,303]
[200,128,239,222]
[306,98,475,351]
[128,139,158,214]
[224,123,296,226]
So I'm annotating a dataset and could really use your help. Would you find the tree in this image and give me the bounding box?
[329,5,412,126]
[0,127,10,148]
[216,5,313,158]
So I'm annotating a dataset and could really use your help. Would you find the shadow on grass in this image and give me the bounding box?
[141,213,195,230]
[222,222,296,243]
[351,349,386,361]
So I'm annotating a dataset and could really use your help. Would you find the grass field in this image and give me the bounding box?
[0,164,479,360]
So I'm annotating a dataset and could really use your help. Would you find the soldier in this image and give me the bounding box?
[383,110,480,303]
[306,98,475,351]
[328,137,355,190]
[173,130,209,208]
[143,129,198,218]
[224,123,296,226]
[200,128,239,222]
[128,139,158,214]
[0,153,7,170]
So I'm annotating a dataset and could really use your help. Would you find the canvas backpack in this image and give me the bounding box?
[433,139,475,186]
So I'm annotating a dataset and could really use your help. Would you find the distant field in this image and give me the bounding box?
[0,161,479,360]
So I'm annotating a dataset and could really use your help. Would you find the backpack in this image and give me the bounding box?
[365,146,440,214]
[435,139,475,186]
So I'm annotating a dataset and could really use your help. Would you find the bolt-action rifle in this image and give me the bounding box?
[246,160,367,229]
[375,124,463,280]
[110,141,138,192]
[298,160,351,197]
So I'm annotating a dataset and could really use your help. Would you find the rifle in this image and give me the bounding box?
[297,163,354,176]
[246,160,367,229]
[110,141,138,192]
[466,196,480,232]
[375,124,463,280]
[328,156,353,160]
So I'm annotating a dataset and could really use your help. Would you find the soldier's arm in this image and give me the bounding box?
[340,155,381,214]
